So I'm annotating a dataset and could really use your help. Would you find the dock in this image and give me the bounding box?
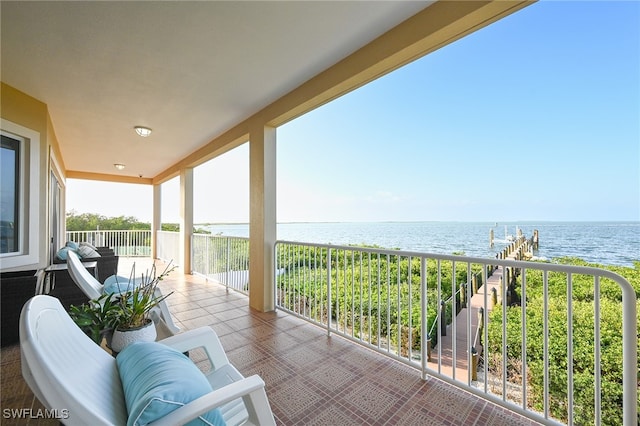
[427,231,536,381]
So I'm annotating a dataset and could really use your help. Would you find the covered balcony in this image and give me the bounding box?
[1,1,637,425]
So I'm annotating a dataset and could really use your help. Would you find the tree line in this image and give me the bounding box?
[66,211,210,233]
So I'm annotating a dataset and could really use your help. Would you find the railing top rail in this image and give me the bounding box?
[68,229,150,233]
[193,233,249,241]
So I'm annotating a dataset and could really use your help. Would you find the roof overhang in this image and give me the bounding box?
[1,1,534,185]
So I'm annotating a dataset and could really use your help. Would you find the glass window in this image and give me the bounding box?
[1,134,20,254]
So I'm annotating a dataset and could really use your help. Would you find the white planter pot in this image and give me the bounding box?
[111,320,156,353]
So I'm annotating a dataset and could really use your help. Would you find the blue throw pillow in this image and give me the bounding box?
[116,342,226,426]
[65,241,79,251]
[103,275,143,296]
[56,247,72,260]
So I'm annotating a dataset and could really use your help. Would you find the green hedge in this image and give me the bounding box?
[486,258,640,426]
[276,245,480,354]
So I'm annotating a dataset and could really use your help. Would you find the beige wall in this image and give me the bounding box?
[1,83,48,133]
[1,83,61,271]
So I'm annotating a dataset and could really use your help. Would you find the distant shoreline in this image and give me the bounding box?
[195,221,639,267]
[196,220,640,226]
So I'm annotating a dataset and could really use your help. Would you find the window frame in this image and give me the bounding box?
[1,133,22,254]
[0,119,41,269]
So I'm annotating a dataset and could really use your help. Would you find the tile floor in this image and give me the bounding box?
[1,262,543,425]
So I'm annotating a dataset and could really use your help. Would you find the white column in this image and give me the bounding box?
[179,168,194,274]
[249,126,276,312]
[151,184,161,260]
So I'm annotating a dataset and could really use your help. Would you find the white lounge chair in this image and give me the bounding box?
[66,250,180,336]
[20,295,276,426]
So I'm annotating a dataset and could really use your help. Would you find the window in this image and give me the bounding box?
[0,119,40,268]
[1,134,21,254]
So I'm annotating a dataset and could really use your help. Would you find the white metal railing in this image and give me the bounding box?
[274,240,638,426]
[191,233,250,294]
[66,230,151,256]
[156,231,180,266]
[103,229,637,425]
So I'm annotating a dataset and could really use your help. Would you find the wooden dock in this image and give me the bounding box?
[427,233,535,381]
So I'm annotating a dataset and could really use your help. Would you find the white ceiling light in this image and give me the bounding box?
[114,163,125,170]
[134,126,152,137]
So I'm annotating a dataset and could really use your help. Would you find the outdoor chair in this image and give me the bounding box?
[20,295,276,426]
[66,250,180,337]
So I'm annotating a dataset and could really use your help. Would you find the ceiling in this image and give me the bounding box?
[1,1,432,181]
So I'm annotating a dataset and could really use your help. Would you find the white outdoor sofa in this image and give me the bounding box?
[20,295,276,425]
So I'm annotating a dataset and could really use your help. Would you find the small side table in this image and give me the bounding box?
[44,261,98,310]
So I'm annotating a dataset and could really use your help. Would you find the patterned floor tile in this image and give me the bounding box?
[308,362,360,394]
[269,380,328,422]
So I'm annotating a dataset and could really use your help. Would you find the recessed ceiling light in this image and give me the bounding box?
[134,126,152,137]
[114,163,125,170]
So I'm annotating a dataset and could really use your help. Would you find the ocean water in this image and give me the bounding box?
[201,221,640,267]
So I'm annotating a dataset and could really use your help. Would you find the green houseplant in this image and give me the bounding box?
[71,262,175,351]
[70,293,121,345]
[109,262,176,352]
[113,262,175,329]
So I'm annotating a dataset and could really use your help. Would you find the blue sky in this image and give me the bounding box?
[67,1,639,224]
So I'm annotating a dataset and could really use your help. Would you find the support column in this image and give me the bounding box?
[180,168,194,274]
[249,126,276,312]
[151,183,161,260]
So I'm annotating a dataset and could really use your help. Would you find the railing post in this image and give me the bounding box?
[226,237,231,293]
[420,256,428,377]
[471,346,478,381]
[189,233,193,277]
[440,301,446,337]
[204,235,209,278]
[621,277,638,425]
[327,248,332,337]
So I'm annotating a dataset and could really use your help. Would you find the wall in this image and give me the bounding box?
[0,82,62,271]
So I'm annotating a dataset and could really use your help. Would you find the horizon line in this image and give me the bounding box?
[192,219,640,225]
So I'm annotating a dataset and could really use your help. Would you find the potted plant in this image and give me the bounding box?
[71,262,175,352]
[69,293,121,346]
[109,262,175,352]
